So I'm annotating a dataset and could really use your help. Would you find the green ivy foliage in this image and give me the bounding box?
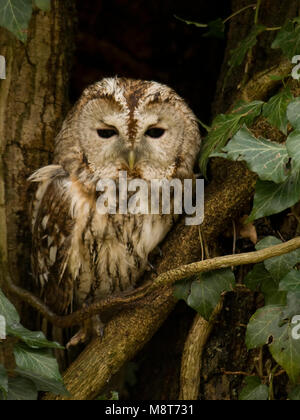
[174,269,235,321]
[272,18,300,60]
[0,0,51,42]
[211,97,300,222]
[238,377,269,401]
[245,237,300,384]
[0,288,68,400]
[2,0,300,401]
[228,24,266,75]
[199,100,264,177]
[177,7,300,400]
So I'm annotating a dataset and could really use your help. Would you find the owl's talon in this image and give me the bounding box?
[66,315,104,349]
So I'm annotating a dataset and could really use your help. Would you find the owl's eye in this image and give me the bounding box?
[145,128,165,138]
[97,129,118,139]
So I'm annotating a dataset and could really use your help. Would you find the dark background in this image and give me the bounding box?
[71,0,231,126]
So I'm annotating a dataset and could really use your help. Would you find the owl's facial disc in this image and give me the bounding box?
[74,82,200,180]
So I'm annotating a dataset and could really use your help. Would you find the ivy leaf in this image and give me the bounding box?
[244,263,272,291]
[228,25,266,69]
[245,263,286,305]
[0,288,61,350]
[282,291,300,319]
[269,321,300,384]
[203,18,225,39]
[233,100,264,125]
[272,20,300,60]
[246,304,285,349]
[14,344,69,395]
[260,277,287,306]
[174,278,193,302]
[286,130,300,172]
[0,365,8,400]
[185,269,235,321]
[34,0,51,12]
[200,114,242,176]
[256,236,300,282]
[248,171,300,221]
[289,386,300,400]
[200,100,263,176]
[239,377,269,401]
[287,98,300,130]
[0,0,33,42]
[217,126,289,183]
[0,288,20,326]
[279,270,300,293]
[262,88,294,135]
[7,376,37,400]
[246,293,300,383]
[6,324,63,350]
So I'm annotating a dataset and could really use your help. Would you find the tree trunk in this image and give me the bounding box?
[0,1,75,316]
[199,0,300,401]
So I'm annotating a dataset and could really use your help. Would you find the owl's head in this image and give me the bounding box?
[55,78,201,182]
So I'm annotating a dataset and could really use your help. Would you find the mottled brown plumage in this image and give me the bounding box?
[30,77,201,345]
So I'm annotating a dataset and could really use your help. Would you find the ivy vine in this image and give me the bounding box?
[175,2,300,400]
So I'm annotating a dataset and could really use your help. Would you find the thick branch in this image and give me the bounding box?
[241,59,292,102]
[43,235,300,400]
[179,303,223,400]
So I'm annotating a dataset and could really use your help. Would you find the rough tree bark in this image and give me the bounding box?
[0,2,75,311]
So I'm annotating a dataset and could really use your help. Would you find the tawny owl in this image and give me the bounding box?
[29,77,201,346]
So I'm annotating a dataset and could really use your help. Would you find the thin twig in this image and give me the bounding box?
[222,370,254,376]
[223,4,257,24]
[232,220,237,256]
[198,226,205,261]
[2,237,300,328]
[222,368,285,378]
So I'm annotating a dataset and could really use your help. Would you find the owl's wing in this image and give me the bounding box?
[30,166,76,315]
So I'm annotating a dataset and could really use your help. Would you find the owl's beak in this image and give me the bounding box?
[128,150,136,170]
